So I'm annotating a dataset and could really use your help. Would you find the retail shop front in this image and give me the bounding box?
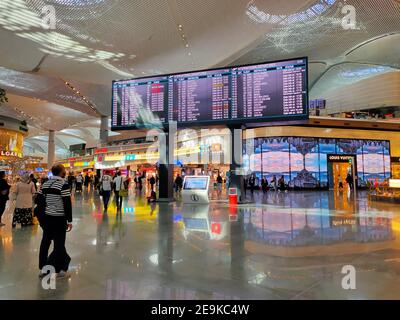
[391,157,400,179]
[62,157,95,176]
[243,126,398,190]
[0,116,27,175]
[94,152,159,177]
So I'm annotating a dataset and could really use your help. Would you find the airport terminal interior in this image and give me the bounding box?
[1,0,400,300]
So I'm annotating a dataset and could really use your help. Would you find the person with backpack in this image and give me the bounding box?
[113,171,125,210]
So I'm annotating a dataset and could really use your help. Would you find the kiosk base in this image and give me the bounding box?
[157,198,175,203]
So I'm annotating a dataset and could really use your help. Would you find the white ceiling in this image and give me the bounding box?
[0,0,399,157]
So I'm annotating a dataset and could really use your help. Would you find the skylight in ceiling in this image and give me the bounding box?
[52,0,105,6]
[1,0,131,74]
[341,66,393,78]
[246,0,338,25]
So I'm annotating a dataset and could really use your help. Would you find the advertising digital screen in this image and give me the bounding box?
[244,137,391,189]
[183,176,209,190]
[111,58,308,129]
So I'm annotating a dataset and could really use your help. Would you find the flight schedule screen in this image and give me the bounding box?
[112,76,168,128]
[111,58,308,129]
[168,69,231,123]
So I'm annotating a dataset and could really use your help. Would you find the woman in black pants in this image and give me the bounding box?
[0,171,11,227]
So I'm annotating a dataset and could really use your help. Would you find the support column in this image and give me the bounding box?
[158,123,176,202]
[100,115,108,145]
[229,125,245,203]
[47,130,55,170]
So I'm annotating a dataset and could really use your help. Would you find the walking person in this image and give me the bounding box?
[149,175,156,192]
[12,173,36,228]
[216,173,223,197]
[278,175,285,192]
[99,171,112,212]
[35,164,73,279]
[113,171,125,210]
[30,173,38,192]
[67,172,75,191]
[261,177,268,194]
[249,174,256,195]
[138,172,145,192]
[174,174,183,194]
[84,174,90,189]
[270,175,277,191]
[338,175,344,191]
[75,174,83,192]
[346,173,353,190]
[0,171,11,227]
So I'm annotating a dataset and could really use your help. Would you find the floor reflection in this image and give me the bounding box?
[1,189,400,299]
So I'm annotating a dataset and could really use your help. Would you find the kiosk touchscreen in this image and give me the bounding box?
[182,176,210,204]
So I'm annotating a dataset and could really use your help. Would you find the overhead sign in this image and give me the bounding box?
[124,154,136,161]
[330,216,357,227]
[104,155,124,161]
[111,57,308,129]
[95,148,108,154]
[327,154,355,162]
[0,150,23,158]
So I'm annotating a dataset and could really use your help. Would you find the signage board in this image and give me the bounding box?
[111,57,308,129]
[327,154,355,162]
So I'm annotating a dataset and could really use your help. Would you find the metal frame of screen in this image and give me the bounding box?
[111,57,309,130]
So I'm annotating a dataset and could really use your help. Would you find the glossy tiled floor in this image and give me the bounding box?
[1,187,400,300]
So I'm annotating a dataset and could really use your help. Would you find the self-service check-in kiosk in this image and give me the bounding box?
[182,175,210,204]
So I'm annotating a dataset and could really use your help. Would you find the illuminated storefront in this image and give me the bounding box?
[0,117,27,174]
[244,136,391,188]
[243,126,400,189]
[0,128,24,161]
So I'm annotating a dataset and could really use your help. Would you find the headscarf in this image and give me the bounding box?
[20,173,30,184]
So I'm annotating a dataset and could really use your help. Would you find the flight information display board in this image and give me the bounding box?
[111,58,308,129]
[111,76,168,128]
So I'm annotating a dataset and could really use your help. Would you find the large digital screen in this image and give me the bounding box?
[112,76,168,128]
[111,58,308,129]
[183,176,209,190]
[244,137,390,189]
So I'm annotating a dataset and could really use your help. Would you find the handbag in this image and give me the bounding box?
[119,178,128,197]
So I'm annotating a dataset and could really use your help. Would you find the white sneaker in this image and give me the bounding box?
[56,271,71,279]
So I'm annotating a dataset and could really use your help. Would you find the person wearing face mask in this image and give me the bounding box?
[35,164,73,279]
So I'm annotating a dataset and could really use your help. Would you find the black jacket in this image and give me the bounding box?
[0,178,11,201]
